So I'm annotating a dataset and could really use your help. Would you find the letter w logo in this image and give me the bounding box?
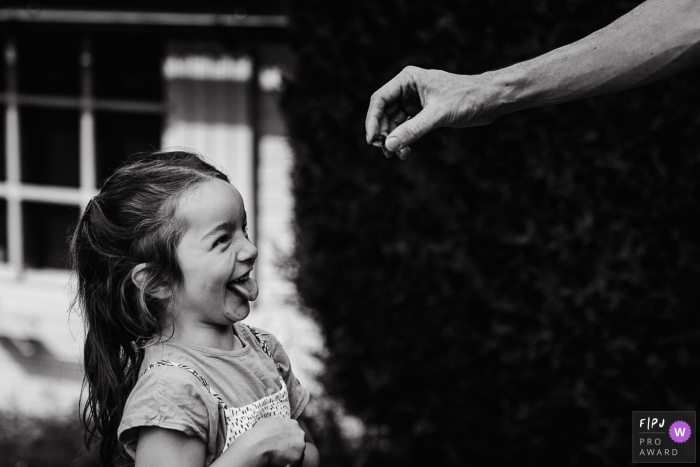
[674,427,686,437]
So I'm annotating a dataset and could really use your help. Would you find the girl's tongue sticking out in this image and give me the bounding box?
[227,275,259,301]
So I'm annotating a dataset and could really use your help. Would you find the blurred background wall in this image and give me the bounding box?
[0,3,323,464]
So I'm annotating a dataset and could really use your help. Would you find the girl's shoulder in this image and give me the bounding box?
[130,347,220,410]
[236,323,289,362]
[139,359,214,394]
[118,350,221,452]
[123,343,221,420]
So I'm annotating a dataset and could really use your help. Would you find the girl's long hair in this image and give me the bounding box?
[69,150,229,466]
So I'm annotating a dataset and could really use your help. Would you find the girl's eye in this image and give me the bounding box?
[243,224,249,238]
[214,235,230,247]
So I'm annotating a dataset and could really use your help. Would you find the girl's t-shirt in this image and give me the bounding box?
[117,323,310,465]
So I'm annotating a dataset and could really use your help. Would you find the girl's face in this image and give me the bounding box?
[170,178,259,326]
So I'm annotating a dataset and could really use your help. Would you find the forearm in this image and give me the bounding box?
[489,0,700,115]
[297,412,320,467]
[302,442,320,467]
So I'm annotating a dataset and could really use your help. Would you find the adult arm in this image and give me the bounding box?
[134,417,307,467]
[365,0,700,158]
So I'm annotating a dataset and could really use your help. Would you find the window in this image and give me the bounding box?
[20,107,80,187]
[22,202,81,269]
[1,31,164,270]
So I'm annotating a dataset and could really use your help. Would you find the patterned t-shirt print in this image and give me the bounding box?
[140,325,292,453]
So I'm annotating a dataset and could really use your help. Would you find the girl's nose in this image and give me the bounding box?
[237,238,258,264]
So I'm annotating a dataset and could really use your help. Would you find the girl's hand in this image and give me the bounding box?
[237,417,307,467]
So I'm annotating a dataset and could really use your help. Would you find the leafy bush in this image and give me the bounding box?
[285,0,700,465]
[0,412,98,467]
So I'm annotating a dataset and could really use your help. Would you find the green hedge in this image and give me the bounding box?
[285,0,700,464]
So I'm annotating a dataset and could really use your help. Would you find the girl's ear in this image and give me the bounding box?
[131,263,172,300]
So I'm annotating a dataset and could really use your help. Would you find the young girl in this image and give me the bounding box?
[71,150,318,467]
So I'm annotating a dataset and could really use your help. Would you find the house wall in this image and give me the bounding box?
[0,268,82,415]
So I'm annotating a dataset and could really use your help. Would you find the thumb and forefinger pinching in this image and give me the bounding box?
[365,68,437,160]
[386,108,436,151]
[366,107,436,160]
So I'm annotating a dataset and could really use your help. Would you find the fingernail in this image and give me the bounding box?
[385,136,400,152]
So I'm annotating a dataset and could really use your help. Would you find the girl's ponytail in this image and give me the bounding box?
[72,203,149,466]
[69,150,228,465]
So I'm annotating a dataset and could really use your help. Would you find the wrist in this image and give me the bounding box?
[479,63,533,119]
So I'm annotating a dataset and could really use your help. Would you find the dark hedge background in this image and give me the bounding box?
[0,413,98,467]
[284,1,700,465]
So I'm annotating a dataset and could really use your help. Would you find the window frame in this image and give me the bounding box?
[0,34,165,272]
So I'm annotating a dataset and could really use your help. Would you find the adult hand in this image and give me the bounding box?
[237,417,306,467]
[365,66,502,160]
